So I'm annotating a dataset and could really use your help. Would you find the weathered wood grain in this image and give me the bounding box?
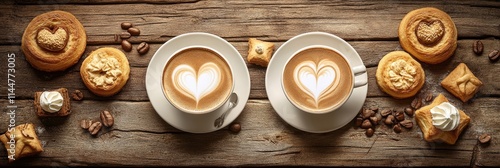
[0,98,498,166]
[1,39,499,101]
[0,1,498,45]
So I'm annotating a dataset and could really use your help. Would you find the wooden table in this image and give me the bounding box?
[1,0,499,167]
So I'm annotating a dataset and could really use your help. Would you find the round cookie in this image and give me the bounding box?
[80,47,130,97]
[376,51,425,99]
[22,10,87,72]
[398,7,457,64]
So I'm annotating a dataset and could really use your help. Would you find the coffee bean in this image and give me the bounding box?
[121,22,133,30]
[88,121,102,136]
[411,97,422,109]
[229,123,241,133]
[361,119,372,129]
[489,50,499,62]
[100,110,114,127]
[399,120,413,129]
[473,40,484,55]
[404,107,414,117]
[380,108,392,117]
[395,109,405,121]
[137,42,149,55]
[424,93,433,102]
[479,133,491,144]
[120,32,131,39]
[355,117,363,127]
[375,113,382,122]
[362,109,375,119]
[370,116,379,126]
[80,119,92,129]
[365,128,374,137]
[369,106,379,113]
[72,90,84,101]
[121,40,132,52]
[128,27,141,36]
[393,124,402,133]
[385,115,395,125]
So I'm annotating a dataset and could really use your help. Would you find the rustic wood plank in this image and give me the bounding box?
[1,97,498,166]
[1,39,499,101]
[0,1,498,45]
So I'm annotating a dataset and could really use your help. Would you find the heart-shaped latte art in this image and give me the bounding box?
[36,26,69,52]
[293,60,339,107]
[415,20,445,46]
[172,62,221,104]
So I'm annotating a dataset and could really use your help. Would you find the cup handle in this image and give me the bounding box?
[214,93,238,128]
[352,65,367,88]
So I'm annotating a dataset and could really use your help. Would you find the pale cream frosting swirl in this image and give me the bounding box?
[430,102,460,131]
[40,91,63,113]
[86,53,123,87]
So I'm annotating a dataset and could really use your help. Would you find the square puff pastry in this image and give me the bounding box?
[441,63,483,102]
[415,94,470,145]
[247,38,275,67]
[0,123,44,162]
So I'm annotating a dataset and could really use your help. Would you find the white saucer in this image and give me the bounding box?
[265,32,368,133]
[145,32,250,133]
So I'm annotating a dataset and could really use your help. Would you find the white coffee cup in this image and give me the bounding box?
[281,45,367,114]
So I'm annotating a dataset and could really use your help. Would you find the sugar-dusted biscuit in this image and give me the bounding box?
[0,123,44,162]
[441,63,482,102]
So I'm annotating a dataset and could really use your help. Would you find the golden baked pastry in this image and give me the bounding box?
[0,123,44,162]
[34,88,71,117]
[399,7,457,64]
[21,10,87,72]
[80,47,130,97]
[247,38,275,67]
[415,94,470,145]
[441,63,483,102]
[376,51,425,99]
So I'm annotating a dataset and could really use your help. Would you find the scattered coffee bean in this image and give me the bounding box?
[404,107,414,117]
[399,120,413,129]
[473,40,484,55]
[121,22,133,30]
[385,115,395,125]
[128,27,141,36]
[72,90,84,101]
[229,123,241,133]
[362,109,373,119]
[395,109,405,121]
[393,124,402,133]
[137,42,149,55]
[369,106,379,113]
[375,113,382,122]
[370,116,379,126]
[380,108,392,117]
[88,121,102,136]
[361,119,372,129]
[355,117,363,127]
[100,110,114,127]
[479,133,491,144]
[424,93,433,102]
[120,32,131,39]
[489,50,499,62]
[365,128,374,137]
[121,40,132,52]
[80,119,92,129]
[411,97,422,109]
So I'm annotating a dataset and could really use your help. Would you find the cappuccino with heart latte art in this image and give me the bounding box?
[162,47,233,113]
[282,47,353,113]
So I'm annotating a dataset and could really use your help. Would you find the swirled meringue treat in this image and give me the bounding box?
[399,7,457,64]
[34,88,71,117]
[80,47,130,97]
[415,93,470,145]
[376,51,425,99]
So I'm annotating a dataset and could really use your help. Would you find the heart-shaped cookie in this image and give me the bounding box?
[172,62,221,103]
[36,26,69,52]
[415,20,445,46]
[293,59,339,107]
